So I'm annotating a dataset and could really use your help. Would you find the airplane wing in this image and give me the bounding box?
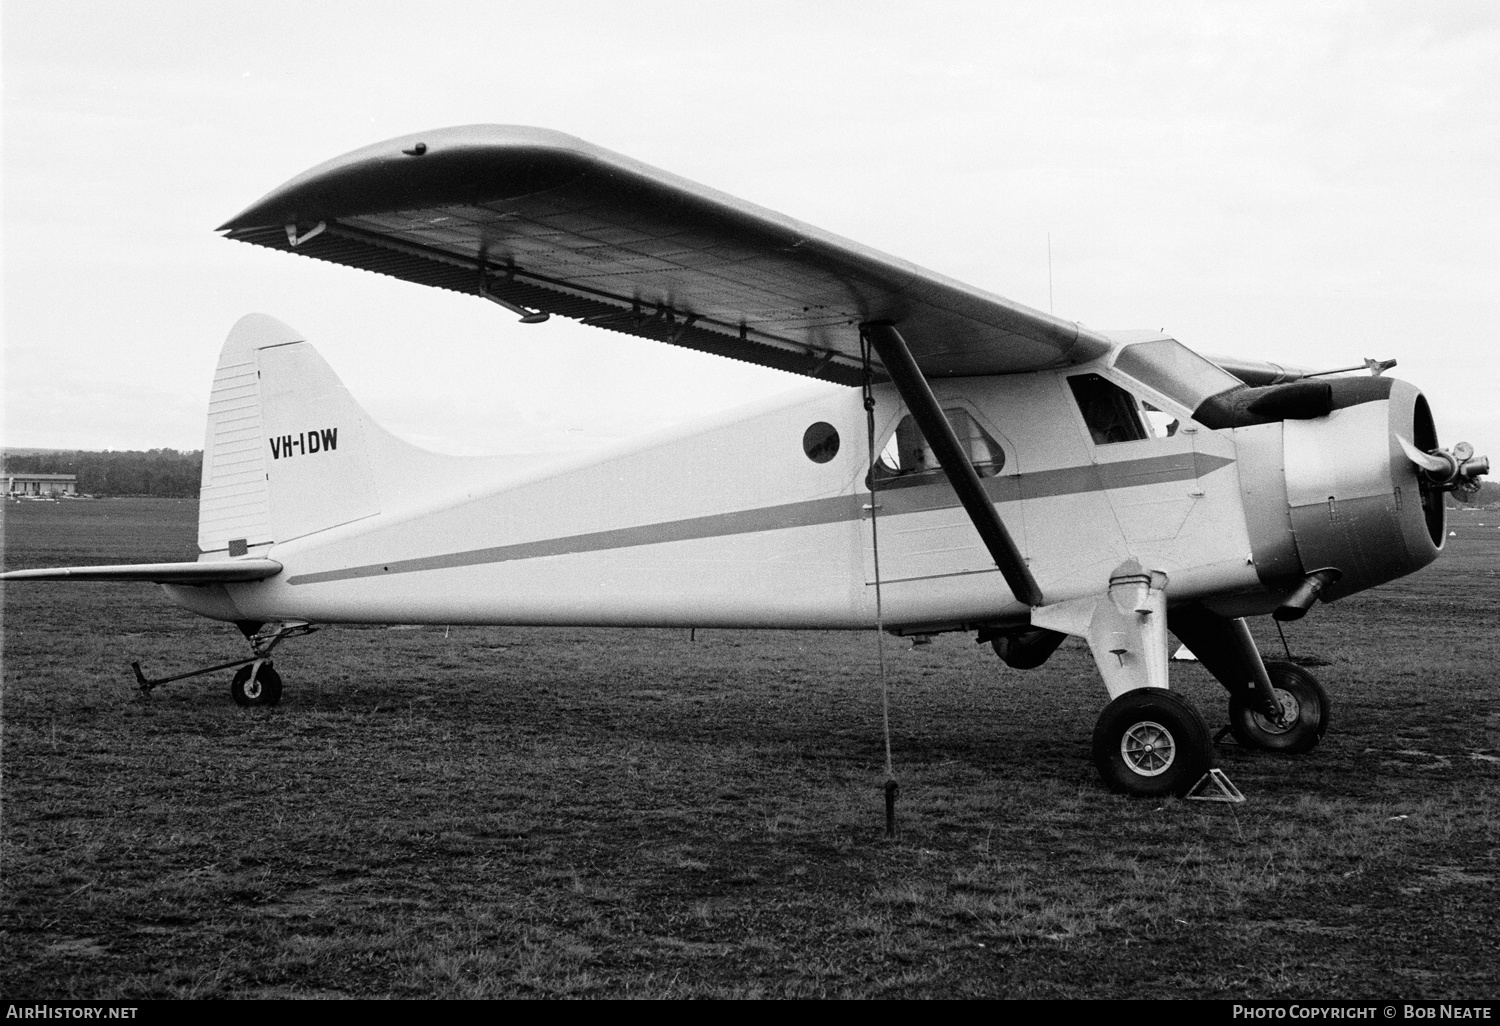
[218,126,1112,386]
[0,560,283,584]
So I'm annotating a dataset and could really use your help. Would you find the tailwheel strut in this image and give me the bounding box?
[130,622,317,704]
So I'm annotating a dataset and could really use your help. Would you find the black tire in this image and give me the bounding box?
[1093,689,1213,797]
[1228,660,1328,754]
[230,662,283,707]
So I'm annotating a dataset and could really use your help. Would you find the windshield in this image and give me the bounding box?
[1113,339,1242,410]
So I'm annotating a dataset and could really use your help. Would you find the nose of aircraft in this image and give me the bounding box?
[1270,379,1476,610]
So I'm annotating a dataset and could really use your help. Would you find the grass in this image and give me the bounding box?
[2,497,1497,998]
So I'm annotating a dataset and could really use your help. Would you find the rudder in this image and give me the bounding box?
[198,314,381,557]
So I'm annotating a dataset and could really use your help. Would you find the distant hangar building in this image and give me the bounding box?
[6,473,78,497]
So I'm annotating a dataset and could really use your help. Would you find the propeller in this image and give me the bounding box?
[1396,435,1454,477]
[1396,435,1489,499]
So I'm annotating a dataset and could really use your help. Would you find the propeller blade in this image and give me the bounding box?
[1395,435,1451,475]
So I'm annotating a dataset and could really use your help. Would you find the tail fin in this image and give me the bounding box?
[198,314,382,557]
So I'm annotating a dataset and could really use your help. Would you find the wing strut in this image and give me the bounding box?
[863,322,1043,607]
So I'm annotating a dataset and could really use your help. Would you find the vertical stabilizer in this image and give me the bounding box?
[198,314,381,557]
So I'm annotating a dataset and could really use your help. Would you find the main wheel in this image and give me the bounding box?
[1228,660,1328,754]
[1093,689,1212,797]
[230,662,283,707]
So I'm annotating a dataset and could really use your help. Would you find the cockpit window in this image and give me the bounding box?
[871,408,1005,489]
[1068,374,1149,444]
[1113,338,1242,409]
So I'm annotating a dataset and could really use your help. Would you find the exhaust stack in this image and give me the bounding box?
[1273,569,1342,622]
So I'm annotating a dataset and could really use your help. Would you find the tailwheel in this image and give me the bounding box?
[1093,689,1212,797]
[230,661,283,708]
[1228,660,1329,754]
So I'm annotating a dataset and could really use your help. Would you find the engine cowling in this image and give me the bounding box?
[1279,378,1446,602]
[1228,378,1481,615]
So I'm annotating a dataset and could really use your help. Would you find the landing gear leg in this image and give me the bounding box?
[1168,603,1283,721]
[1032,560,1214,797]
[225,622,310,707]
[1167,604,1330,754]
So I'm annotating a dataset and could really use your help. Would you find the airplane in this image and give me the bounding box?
[3,125,1488,799]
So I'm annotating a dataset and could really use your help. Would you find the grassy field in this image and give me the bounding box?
[2,497,1497,998]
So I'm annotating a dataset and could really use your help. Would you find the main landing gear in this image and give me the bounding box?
[131,621,314,706]
[1092,689,1213,798]
[1013,567,1333,798]
[1165,603,1332,754]
[1024,561,1223,797]
[1227,660,1330,754]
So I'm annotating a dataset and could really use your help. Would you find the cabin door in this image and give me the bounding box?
[859,401,1018,615]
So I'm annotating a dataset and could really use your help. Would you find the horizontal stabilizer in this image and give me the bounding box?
[0,559,283,584]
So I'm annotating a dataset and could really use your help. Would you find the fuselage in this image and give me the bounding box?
[165,327,1444,633]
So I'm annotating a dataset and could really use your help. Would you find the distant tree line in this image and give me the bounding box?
[3,446,1494,505]
[4,449,203,497]
[1452,481,1500,508]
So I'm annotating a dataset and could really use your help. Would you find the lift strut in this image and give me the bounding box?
[861,321,1043,607]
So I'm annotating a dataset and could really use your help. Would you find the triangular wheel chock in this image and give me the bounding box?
[1186,768,1245,803]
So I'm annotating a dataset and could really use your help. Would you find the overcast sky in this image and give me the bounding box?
[4,1,1497,463]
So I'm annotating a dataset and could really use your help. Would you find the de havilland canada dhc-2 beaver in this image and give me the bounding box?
[5,126,1489,798]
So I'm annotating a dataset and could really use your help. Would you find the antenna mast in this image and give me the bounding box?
[1048,232,1054,314]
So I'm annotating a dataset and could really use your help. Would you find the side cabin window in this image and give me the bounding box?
[1068,374,1155,444]
[870,408,1005,490]
[1140,401,1180,439]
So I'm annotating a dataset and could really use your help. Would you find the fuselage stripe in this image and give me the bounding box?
[285,451,1232,586]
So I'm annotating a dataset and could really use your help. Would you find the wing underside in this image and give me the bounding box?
[219,126,1112,383]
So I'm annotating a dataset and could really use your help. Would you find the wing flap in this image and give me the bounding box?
[220,126,1112,380]
[231,221,862,383]
[0,559,283,584]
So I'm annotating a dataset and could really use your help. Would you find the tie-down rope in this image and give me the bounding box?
[860,328,898,837]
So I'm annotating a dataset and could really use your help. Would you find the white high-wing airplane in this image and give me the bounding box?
[4,126,1488,798]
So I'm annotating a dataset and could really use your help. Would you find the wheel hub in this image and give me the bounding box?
[1251,688,1300,734]
[1120,720,1176,776]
